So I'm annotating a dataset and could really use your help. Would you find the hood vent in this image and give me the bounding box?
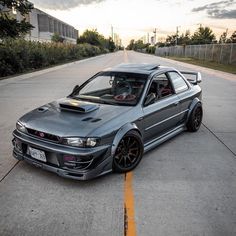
[37,106,49,112]
[91,118,101,123]
[59,99,99,113]
[82,117,102,123]
[82,117,93,121]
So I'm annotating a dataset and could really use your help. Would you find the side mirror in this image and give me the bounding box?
[144,93,156,106]
[68,85,80,97]
[72,85,80,93]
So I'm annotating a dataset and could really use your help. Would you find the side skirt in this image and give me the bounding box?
[144,124,186,153]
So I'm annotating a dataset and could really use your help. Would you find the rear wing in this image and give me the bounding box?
[180,71,202,85]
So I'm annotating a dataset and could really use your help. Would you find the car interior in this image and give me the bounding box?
[145,75,174,105]
[79,75,146,105]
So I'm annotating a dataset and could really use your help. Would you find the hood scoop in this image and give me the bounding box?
[59,98,99,113]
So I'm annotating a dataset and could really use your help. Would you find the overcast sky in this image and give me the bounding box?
[31,0,236,45]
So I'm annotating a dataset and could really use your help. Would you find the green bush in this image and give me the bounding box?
[146,46,156,54]
[0,39,105,77]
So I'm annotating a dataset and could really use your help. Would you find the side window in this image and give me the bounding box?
[168,72,188,93]
[152,73,174,99]
[145,73,174,106]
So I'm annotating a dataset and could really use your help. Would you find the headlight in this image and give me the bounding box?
[62,137,99,148]
[16,121,27,133]
[86,138,98,147]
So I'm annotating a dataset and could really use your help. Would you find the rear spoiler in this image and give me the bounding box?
[180,71,202,85]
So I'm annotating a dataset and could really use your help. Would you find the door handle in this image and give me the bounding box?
[138,117,143,121]
[174,101,180,106]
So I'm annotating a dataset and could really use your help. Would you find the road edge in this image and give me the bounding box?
[0,54,106,86]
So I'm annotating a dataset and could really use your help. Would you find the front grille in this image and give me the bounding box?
[27,128,61,143]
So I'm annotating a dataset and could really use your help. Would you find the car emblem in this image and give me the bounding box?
[39,132,45,138]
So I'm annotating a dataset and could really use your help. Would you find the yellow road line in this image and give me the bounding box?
[124,172,136,236]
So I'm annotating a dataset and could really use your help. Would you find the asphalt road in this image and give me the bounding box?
[0,51,236,236]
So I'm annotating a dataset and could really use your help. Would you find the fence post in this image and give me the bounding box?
[199,45,201,59]
[219,44,223,63]
[204,44,207,61]
[211,44,214,61]
[229,43,233,64]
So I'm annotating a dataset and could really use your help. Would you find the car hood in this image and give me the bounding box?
[19,98,137,137]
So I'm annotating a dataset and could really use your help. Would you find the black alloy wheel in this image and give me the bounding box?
[113,131,143,173]
[187,103,203,132]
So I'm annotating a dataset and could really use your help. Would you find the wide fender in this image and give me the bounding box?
[111,123,141,157]
[186,97,202,122]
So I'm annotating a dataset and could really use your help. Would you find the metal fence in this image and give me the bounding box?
[155,43,236,65]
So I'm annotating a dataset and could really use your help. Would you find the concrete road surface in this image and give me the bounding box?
[0,51,236,236]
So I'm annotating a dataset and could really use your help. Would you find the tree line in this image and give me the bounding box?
[127,27,236,51]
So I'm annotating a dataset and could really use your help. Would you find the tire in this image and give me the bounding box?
[113,130,143,173]
[187,103,203,132]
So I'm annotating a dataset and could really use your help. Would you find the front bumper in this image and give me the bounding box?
[12,130,113,180]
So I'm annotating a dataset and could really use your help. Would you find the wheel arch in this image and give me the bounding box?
[111,123,142,157]
[186,97,202,123]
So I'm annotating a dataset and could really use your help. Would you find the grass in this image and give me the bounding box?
[164,56,236,74]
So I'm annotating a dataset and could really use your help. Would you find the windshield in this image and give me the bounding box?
[73,72,148,106]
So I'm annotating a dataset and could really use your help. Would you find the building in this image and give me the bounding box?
[113,33,122,47]
[16,8,78,44]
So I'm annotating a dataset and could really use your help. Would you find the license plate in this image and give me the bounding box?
[28,147,46,162]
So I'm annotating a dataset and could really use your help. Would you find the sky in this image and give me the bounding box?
[31,0,236,46]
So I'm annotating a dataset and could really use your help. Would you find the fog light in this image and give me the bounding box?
[13,138,22,153]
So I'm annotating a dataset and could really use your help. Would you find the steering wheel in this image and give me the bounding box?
[114,81,132,96]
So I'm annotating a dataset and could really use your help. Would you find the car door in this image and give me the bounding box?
[142,73,181,144]
[167,71,191,123]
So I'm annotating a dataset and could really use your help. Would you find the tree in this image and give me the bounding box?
[230,31,236,43]
[219,31,228,43]
[191,26,216,44]
[77,29,116,52]
[126,39,149,50]
[77,29,103,47]
[126,39,135,50]
[51,33,64,43]
[178,30,191,45]
[106,37,116,52]
[0,0,34,39]
[166,34,177,46]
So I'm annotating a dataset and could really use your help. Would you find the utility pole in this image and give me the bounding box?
[111,25,113,41]
[197,23,202,29]
[225,28,228,38]
[153,28,157,45]
[176,26,180,46]
[147,33,149,44]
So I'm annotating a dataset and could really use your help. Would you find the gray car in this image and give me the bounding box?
[12,63,203,180]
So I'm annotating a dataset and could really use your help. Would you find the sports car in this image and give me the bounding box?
[12,63,203,180]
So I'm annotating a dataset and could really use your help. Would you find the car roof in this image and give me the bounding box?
[103,63,173,75]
